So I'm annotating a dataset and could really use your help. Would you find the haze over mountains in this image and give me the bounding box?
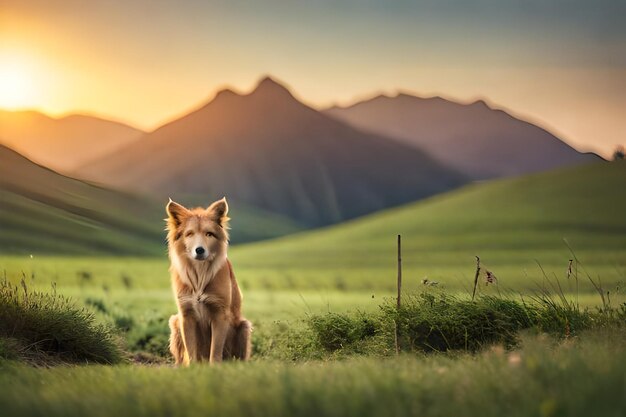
[77,77,466,226]
[326,93,597,179]
[0,110,144,172]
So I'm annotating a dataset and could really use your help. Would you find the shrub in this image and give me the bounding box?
[524,296,592,336]
[0,279,123,365]
[309,312,380,352]
[281,291,625,360]
[384,294,533,352]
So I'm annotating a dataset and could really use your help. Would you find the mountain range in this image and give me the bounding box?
[0,110,144,172]
[325,93,597,179]
[0,75,602,250]
[76,77,466,226]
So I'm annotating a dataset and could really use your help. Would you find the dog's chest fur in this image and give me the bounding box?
[171,254,227,321]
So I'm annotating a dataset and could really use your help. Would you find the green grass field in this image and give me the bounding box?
[1,161,625,416]
[1,329,624,417]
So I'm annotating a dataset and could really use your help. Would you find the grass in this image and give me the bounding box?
[0,252,624,362]
[3,253,621,364]
[0,255,623,416]
[1,266,624,416]
[264,290,625,360]
[0,329,624,417]
[0,279,122,365]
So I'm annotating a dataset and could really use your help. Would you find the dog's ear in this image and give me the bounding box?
[166,198,190,226]
[207,197,229,227]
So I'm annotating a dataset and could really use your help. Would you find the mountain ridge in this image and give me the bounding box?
[0,109,144,172]
[325,92,598,179]
[76,76,467,227]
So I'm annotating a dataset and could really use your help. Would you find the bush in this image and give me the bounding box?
[0,279,123,365]
[299,293,537,357]
[279,291,625,360]
[524,296,592,336]
[309,312,380,352]
[385,293,534,352]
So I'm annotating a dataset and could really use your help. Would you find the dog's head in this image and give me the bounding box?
[166,197,230,262]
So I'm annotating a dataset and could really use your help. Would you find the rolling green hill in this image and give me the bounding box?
[0,145,303,255]
[0,145,165,255]
[231,161,626,291]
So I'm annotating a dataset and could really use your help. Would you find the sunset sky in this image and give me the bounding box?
[1,0,624,157]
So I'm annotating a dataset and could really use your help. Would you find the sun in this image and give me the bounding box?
[0,58,38,108]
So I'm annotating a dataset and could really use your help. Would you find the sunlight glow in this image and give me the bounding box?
[0,56,39,108]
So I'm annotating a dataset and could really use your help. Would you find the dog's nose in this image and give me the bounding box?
[195,247,205,255]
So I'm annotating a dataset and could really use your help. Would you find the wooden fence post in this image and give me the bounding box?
[397,234,402,308]
[395,234,402,355]
[471,256,481,301]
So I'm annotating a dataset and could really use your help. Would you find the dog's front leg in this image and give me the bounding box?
[180,314,200,365]
[209,313,230,364]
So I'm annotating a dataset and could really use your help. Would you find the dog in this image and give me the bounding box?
[166,197,251,365]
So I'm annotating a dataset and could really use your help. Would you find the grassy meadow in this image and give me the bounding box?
[1,161,625,416]
[2,329,625,417]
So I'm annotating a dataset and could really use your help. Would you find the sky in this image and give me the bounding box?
[1,0,625,157]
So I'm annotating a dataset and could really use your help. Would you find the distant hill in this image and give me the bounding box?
[0,110,144,172]
[325,94,598,179]
[0,145,304,255]
[232,160,625,289]
[77,77,466,227]
[0,144,164,255]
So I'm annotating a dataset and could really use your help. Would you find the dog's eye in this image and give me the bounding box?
[185,231,194,237]
[206,231,215,238]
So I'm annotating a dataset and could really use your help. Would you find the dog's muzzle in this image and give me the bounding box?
[194,247,207,260]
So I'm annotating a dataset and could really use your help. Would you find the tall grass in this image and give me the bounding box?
[268,287,625,360]
[0,278,123,365]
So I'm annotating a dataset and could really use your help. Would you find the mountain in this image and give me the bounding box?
[325,93,598,179]
[77,77,467,227]
[0,110,144,172]
[232,160,625,290]
[0,145,304,255]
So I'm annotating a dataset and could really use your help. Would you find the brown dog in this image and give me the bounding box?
[166,197,251,365]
